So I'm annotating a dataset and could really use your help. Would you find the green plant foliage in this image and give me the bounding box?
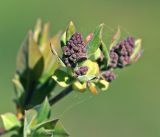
[87,24,104,57]
[0,20,142,137]
[109,27,121,50]
[66,21,76,41]
[52,69,73,87]
[23,98,69,137]
[1,113,21,131]
[130,39,142,62]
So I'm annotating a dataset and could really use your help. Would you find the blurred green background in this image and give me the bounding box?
[0,0,159,137]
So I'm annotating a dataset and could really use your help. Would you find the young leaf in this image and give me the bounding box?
[130,39,142,61]
[87,24,104,57]
[66,21,76,41]
[101,40,110,64]
[39,22,50,48]
[53,121,69,137]
[50,43,66,67]
[16,31,44,80]
[89,48,101,61]
[61,31,67,46]
[77,75,96,82]
[33,19,42,43]
[52,69,73,87]
[1,113,21,131]
[24,109,37,137]
[35,98,51,123]
[12,74,24,102]
[109,27,121,50]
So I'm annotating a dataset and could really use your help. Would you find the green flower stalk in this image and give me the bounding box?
[0,20,142,137]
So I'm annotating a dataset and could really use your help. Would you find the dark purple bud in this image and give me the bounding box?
[102,71,116,82]
[74,66,88,77]
[109,37,135,68]
[62,32,87,68]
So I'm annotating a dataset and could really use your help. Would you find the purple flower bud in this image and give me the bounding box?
[62,32,87,67]
[109,37,135,68]
[102,71,116,82]
[75,66,88,77]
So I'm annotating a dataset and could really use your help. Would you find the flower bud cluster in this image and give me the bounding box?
[109,37,135,68]
[102,71,116,82]
[75,66,88,77]
[62,32,87,67]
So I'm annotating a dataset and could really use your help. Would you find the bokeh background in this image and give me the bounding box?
[0,0,159,137]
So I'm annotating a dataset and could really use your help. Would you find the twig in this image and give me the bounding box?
[49,85,73,105]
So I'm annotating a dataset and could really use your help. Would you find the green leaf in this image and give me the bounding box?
[35,98,51,123]
[1,113,21,131]
[31,119,69,137]
[39,22,49,48]
[77,75,96,82]
[33,19,42,43]
[52,69,73,87]
[61,31,67,46]
[12,74,24,103]
[50,43,66,67]
[53,121,69,137]
[109,27,121,50]
[73,81,86,92]
[89,48,101,61]
[101,40,110,64]
[23,98,51,137]
[130,39,142,61]
[16,31,44,82]
[87,24,104,57]
[66,21,76,41]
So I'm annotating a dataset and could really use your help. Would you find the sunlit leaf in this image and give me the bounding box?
[33,19,42,43]
[52,69,73,87]
[130,39,142,61]
[1,113,21,131]
[73,81,86,92]
[50,43,66,67]
[89,48,101,61]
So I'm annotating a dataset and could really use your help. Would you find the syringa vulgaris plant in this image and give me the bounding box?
[0,20,142,137]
